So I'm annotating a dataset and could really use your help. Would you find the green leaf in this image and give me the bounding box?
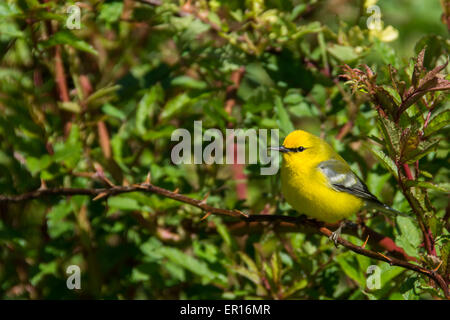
[366,145,398,179]
[245,63,274,87]
[270,252,281,284]
[32,10,66,23]
[0,21,25,40]
[414,35,445,69]
[58,101,81,113]
[405,180,450,193]
[232,265,261,286]
[400,277,420,300]
[232,252,263,288]
[412,49,425,89]
[136,85,163,135]
[381,85,401,105]
[140,237,163,260]
[379,264,404,289]
[289,4,307,21]
[283,92,304,105]
[171,76,207,90]
[366,170,392,199]
[377,117,401,156]
[52,124,82,169]
[216,221,235,249]
[47,201,74,239]
[328,45,361,63]
[47,201,72,221]
[437,236,450,281]
[275,96,294,136]
[25,155,52,175]
[39,30,98,55]
[193,241,219,264]
[374,86,399,114]
[102,103,127,120]
[404,138,440,163]
[292,21,322,39]
[395,216,422,258]
[98,2,124,24]
[142,126,176,141]
[424,108,450,136]
[85,85,121,105]
[336,251,367,288]
[164,261,186,281]
[160,93,191,121]
[288,102,318,117]
[157,247,217,283]
[131,265,151,282]
[283,279,307,298]
[30,261,58,286]
[108,196,141,211]
[238,252,260,276]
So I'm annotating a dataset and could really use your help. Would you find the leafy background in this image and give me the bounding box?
[0,0,449,299]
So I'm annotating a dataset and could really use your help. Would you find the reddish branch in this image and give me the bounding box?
[441,0,450,31]
[97,121,111,159]
[397,165,437,257]
[42,0,73,138]
[225,67,247,200]
[54,45,70,103]
[402,163,414,180]
[0,182,448,298]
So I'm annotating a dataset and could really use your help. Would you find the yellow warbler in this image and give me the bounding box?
[272,130,400,243]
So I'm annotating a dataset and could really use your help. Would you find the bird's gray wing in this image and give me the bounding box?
[318,159,410,218]
[317,159,382,205]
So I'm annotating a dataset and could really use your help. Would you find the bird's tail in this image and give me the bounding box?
[366,201,412,219]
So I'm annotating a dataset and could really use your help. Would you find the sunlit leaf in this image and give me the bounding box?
[39,30,98,55]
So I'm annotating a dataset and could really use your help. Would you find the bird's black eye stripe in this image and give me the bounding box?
[287,146,305,152]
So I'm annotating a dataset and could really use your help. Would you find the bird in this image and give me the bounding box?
[271,129,403,245]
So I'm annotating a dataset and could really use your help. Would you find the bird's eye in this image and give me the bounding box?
[296,146,305,152]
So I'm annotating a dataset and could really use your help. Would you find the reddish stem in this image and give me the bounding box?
[335,121,353,141]
[225,67,246,200]
[426,228,437,256]
[397,164,436,257]
[402,163,414,180]
[54,45,70,103]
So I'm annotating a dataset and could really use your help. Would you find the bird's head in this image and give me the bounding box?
[270,130,332,165]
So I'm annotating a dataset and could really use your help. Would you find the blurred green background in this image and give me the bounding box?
[0,0,448,299]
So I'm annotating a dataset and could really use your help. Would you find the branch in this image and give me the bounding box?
[54,45,70,103]
[225,67,247,200]
[0,182,448,298]
[0,184,247,218]
[397,165,437,257]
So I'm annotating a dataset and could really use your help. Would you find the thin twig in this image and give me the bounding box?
[1,182,448,298]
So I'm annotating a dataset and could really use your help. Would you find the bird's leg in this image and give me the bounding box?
[329,223,343,247]
[329,220,354,247]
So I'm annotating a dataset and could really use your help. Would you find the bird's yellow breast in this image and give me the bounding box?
[280,156,363,223]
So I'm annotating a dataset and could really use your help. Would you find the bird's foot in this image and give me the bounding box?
[329,230,340,247]
[329,221,345,247]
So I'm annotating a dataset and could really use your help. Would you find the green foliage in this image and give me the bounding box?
[0,0,448,300]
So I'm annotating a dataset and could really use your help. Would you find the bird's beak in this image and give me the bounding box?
[269,146,289,153]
